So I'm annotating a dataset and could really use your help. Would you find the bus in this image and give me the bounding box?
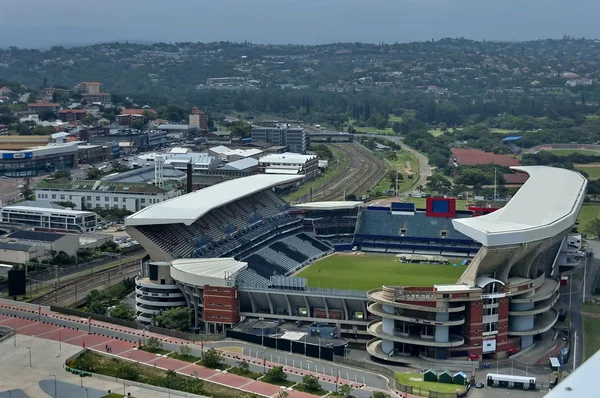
[486,373,536,390]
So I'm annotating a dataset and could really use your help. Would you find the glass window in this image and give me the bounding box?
[95,196,100,201]
[51,194,56,199]
[104,197,109,201]
[113,197,118,202]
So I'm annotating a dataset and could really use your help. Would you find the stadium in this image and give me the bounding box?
[126,166,586,364]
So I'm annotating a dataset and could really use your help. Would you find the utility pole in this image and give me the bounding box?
[569,273,573,311]
[494,168,497,202]
[583,256,587,304]
[395,170,399,197]
[573,330,578,372]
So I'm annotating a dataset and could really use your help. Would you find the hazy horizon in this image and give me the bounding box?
[1,0,598,49]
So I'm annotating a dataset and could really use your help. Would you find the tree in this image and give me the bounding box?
[300,374,322,393]
[265,366,287,381]
[20,177,34,200]
[85,167,104,180]
[109,304,135,321]
[237,359,250,374]
[339,384,353,397]
[179,344,192,357]
[152,307,192,331]
[200,348,222,368]
[145,337,162,352]
[278,391,289,398]
[371,392,391,398]
[132,118,145,130]
[52,170,72,180]
[584,218,600,237]
[426,174,451,195]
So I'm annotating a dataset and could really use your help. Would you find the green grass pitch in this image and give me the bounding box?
[295,254,467,291]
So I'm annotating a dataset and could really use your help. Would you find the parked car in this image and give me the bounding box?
[475,382,484,389]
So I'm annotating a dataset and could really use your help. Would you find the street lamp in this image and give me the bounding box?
[85,388,88,398]
[26,346,32,367]
[51,375,57,398]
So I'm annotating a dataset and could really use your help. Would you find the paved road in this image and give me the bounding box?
[0,300,395,397]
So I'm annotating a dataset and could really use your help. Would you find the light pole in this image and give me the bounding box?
[85,388,88,398]
[27,346,32,367]
[59,330,62,350]
[51,375,57,397]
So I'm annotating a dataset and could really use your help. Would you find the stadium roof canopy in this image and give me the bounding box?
[293,201,364,210]
[170,258,247,288]
[125,174,303,226]
[452,166,586,247]
[502,136,522,142]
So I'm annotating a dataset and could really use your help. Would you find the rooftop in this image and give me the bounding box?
[36,179,176,194]
[218,157,258,171]
[293,201,364,210]
[0,241,35,252]
[259,152,317,164]
[2,205,95,216]
[453,166,587,246]
[170,258,247,279]
[7,230,65,242]
[126,174,302,226]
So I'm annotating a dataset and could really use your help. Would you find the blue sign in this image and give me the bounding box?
[2,152,33,160]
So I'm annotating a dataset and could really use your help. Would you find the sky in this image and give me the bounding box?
[0,0,598,48]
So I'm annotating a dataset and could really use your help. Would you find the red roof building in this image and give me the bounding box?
[503,173,529,185]
[121,108,157,115]
[58,109,87,122]
[451,148,520,167]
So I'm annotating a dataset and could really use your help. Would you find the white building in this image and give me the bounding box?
[258,152,319,180]
[208,145,263,162]
[135,152,220,172]
[1,205,98,233]
[34,179,181,213]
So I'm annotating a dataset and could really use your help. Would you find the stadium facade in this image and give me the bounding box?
[126,166,586,362]
[366,166,586,362]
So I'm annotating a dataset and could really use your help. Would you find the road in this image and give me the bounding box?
[0,300,398,397]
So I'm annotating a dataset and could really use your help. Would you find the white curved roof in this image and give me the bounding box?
[452,166,587,247]
[170,258,247,288]
[293,201,364,210]
[126,174,302,226]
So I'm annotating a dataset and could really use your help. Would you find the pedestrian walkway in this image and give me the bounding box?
[0,301,385,398]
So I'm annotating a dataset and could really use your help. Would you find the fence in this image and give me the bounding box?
[50,305,225,341]
[333,356,460,398]
[227,329,342,361]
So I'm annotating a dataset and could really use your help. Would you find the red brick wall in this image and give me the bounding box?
[203,285,238,324]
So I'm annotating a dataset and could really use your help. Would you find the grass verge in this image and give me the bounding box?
[69,350,255,398]
[583,315,600,361]
[395,373,466,394]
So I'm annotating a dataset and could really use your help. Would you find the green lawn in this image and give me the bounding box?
[583,315,600,361]
[575,165,600,180]
[582,303,600,314]
[548,149,600,156]
[374,150,419,194]
[296,254,466,290]
[395,373,466,394]
[577,204,600,234]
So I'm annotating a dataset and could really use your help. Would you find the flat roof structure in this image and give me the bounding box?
[7,230,65,242]
[170,258,247,288]
[453,166,587,246]
[2,205,94,216]
[259,152,317,164]
[126,174,303,226]
[293,201,364,210]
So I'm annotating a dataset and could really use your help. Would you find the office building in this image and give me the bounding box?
[251,127,307,154]
[188,107,207,131]
[1,204,98,233]
[258,152,319,180]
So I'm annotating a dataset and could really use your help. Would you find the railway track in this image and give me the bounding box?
[30,261,140,306]
[295,143,386,203]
